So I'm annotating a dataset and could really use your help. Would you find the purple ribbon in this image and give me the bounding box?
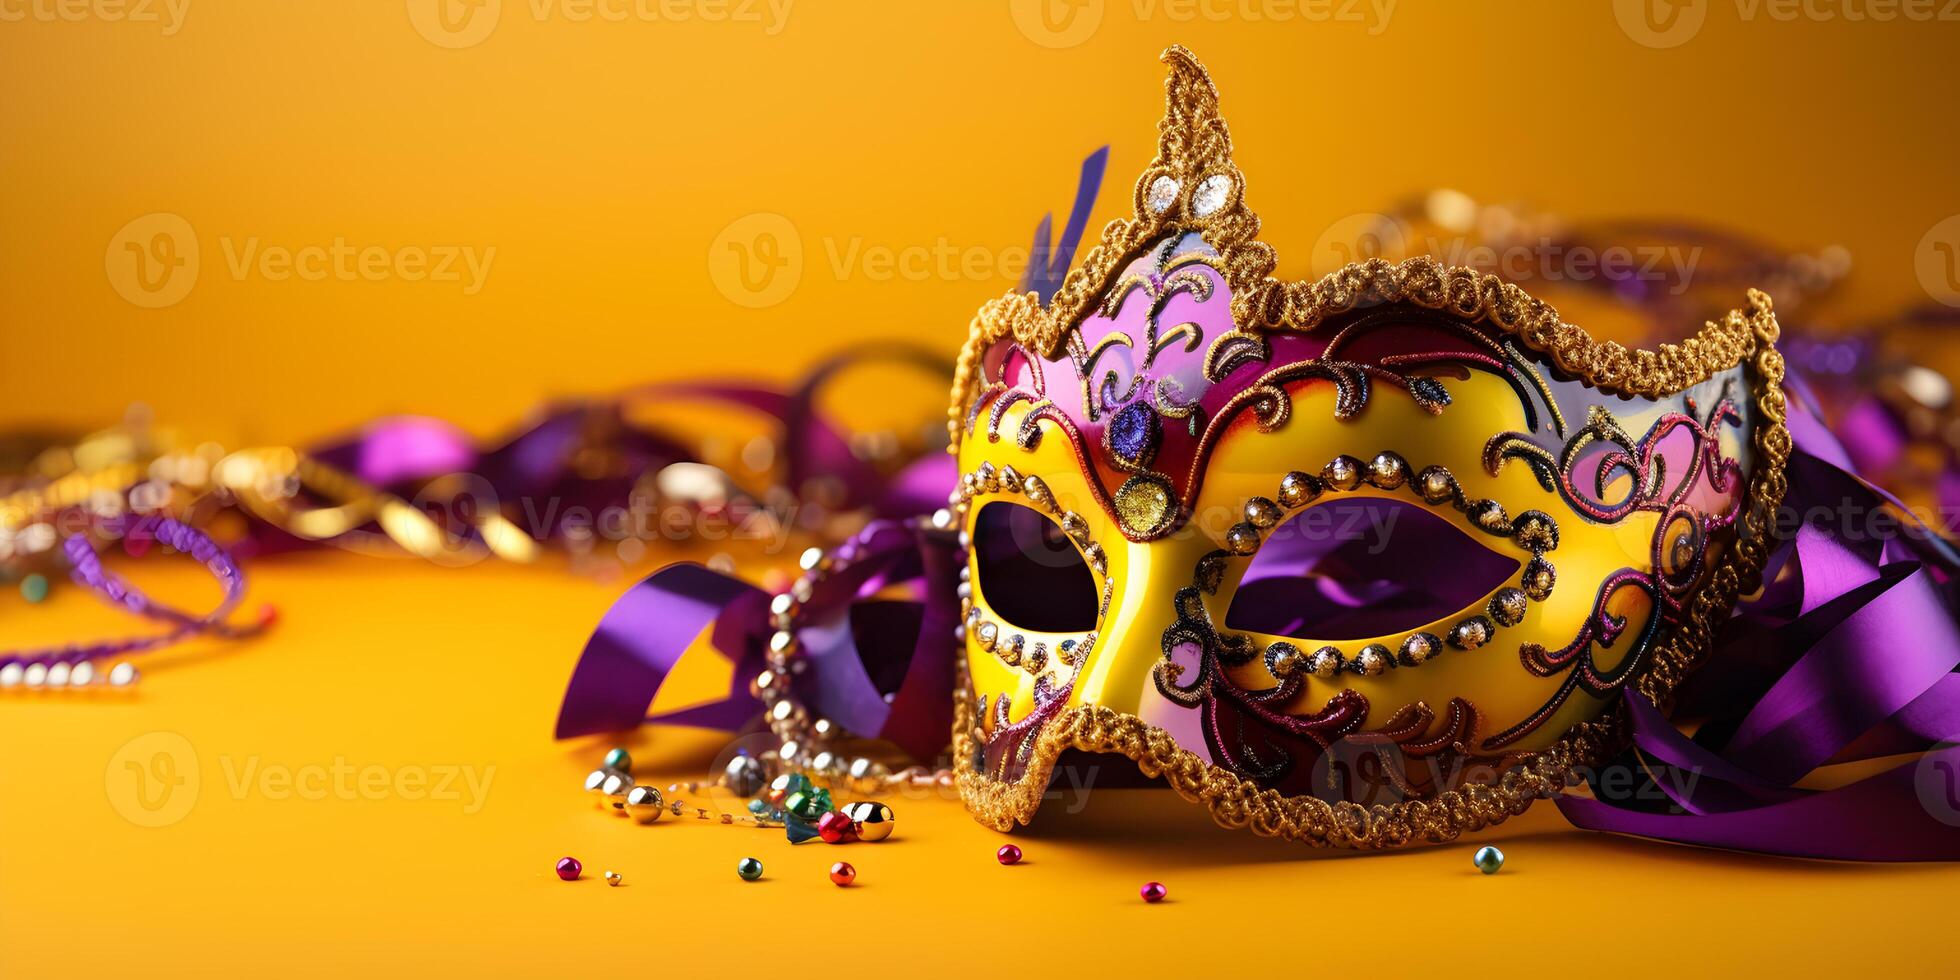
[554,520,958,762]
[3,516,270,668]
[1558,397,1960,859]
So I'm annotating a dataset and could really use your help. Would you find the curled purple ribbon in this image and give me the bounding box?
[554,519,959,764]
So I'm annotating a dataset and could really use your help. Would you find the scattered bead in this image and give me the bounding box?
[737,857,764,881]
[583,768,611,794]
[1141,881,1167,903]
[843,801,895,842]
[996,844,1022,866]
[555,857,582,881]
[625,785,664,824]
[604,871,623,887]
[723,754,766,796]
[20,574,49,603]
[1473,845,1505,875]
[602,747,631,772]
[829,861,856,886]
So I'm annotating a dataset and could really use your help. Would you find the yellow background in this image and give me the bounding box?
[5,1,1960,976]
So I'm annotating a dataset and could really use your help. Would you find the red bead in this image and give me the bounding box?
[996,844,1022,865]
[555,857,582,881]
[829,861,856,886]
[816,810,858,844]
[1140,881,1166,903]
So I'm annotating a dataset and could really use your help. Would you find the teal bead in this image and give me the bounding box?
[1473,845,1505,875]
[603,747,631,772]
[736,857,764,881]
[748,799,770,815]
[20,574,49,604]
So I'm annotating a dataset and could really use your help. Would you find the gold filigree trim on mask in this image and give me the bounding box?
[948,44,1790,846]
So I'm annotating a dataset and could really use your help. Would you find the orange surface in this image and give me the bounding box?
[6,2,1960,976]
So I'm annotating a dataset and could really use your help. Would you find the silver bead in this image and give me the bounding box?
[722,755,766,796]
[68,661,94,686]
[625,785,664,823]
[0,663,20,688]
[23,663,47,688]
[46,663,70,687]
[601,771,635,811]
[583,768,613,793]
[108,662,139,687]
[798,547,826,572]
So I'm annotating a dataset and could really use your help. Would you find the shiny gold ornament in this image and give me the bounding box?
[843,801,895,842]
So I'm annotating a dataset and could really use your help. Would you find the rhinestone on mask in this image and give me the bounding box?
[1354,644,1393,676]
[1322,455,1363,492]
[1489,588,1529,627]
[1263,641,1305,678]
[1113,475,1175,537]
[1522,558,1556,601]
[1448,616,1494,650]
[1146,175,1180,213]
[1244,497,1282,529]
[1398,632,1442,666]
[1225,522,1260,556]
[1192,174,1233,216]
[1277,471,1322,508]
[1367,452,1408,490]
[1308,646,1344,677]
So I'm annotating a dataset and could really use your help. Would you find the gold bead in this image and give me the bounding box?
[604,871,623,887]
[844,801,895,842]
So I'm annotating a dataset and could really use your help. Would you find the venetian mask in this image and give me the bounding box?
[946,47,1789,847]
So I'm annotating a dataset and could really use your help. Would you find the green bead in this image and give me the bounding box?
[20,574,49,603]
[603,747,631,772]
[736,857,764,881]
[783,790,817,820]
[1473,845,1504,875]
[748,799,770,815]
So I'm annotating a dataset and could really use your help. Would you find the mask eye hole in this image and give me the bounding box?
[1224,497,1519,641]
[971,501,1099,633]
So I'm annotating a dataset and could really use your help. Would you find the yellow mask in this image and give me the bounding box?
[947,47,1789,847]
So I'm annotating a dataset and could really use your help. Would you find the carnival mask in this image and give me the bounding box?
[948,47,1789,847]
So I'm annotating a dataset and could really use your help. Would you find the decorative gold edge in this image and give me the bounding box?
[952,293,1788,848]
[946,46,1769,449]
